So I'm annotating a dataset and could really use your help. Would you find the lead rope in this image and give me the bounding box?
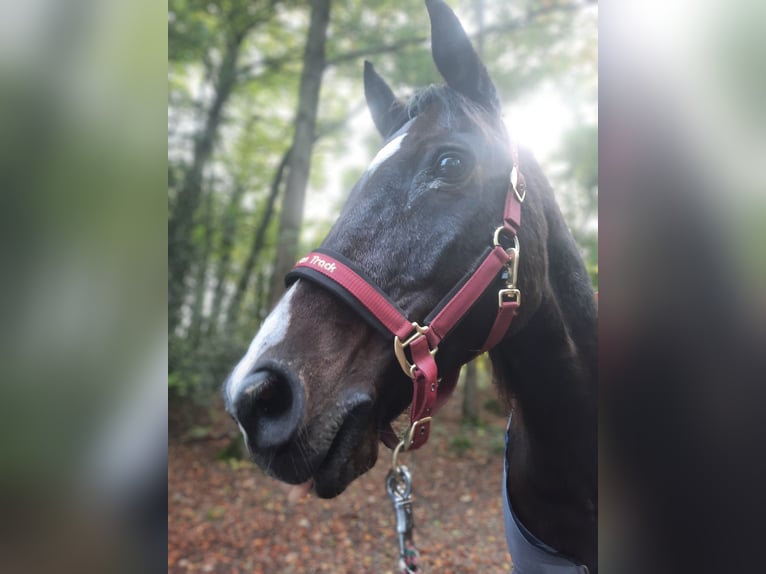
[386,442,420,573]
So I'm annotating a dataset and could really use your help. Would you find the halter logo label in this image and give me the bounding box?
[305,254,336,273]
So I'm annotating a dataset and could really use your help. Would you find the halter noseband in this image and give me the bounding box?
[285,144,526,452]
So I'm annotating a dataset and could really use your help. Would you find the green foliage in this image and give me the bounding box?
[483,397,505,417]
[168,0,218,64]
[169,331,248,402]
[168,370,198,399]
[216,434,247,461]
[449,433,474,456]
[185,425,212,440]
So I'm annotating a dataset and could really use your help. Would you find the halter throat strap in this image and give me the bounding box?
[285,145,526,451]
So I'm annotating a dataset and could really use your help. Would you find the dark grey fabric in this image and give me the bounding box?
[503,419,589,574]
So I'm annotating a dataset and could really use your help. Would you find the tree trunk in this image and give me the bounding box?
[255,265,270,322]
[206,182,247,339]
[188,188,215,348]
[168,31,245,334]
[225,146,291,333]
[268,0,332,309]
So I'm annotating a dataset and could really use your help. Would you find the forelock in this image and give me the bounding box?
[404,85,501,137]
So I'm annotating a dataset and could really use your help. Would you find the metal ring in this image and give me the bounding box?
[391,439,406,474]
[493,226,510,247]
[393,323,437,379]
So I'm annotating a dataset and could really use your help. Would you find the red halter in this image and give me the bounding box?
[286,145,526,452]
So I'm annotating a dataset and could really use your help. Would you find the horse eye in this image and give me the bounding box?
[435,153,468,182]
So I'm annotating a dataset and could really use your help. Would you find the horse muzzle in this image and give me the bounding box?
[225,363,377,496]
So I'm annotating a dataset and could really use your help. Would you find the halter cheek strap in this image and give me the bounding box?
[285,145,526,452]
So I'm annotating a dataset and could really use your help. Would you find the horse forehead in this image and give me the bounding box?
[406,106,498,154]
[365,118,418,176]
[366,133,407,175]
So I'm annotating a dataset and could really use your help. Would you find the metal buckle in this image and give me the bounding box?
[404,417,432,449]
[498,288,521,308]
[393,322,438,378]
[492,231,522,308]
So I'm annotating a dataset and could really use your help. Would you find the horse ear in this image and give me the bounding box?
[364,60,405,138]
[425,0,500,111]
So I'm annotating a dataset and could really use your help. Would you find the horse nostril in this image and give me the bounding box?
[252,375,289,417]
[232,368,304,451]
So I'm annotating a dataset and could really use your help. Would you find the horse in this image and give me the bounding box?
[223,0,597,571]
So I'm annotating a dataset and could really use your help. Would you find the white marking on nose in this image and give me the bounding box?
[237,422,250,449]
[226,283,297,403]
[366,132,407,175]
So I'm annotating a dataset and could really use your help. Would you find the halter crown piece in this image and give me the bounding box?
[285,143,525,452]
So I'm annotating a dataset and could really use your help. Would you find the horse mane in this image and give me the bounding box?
[391,84,502,138]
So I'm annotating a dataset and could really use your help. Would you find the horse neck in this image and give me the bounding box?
[489,200,598,568]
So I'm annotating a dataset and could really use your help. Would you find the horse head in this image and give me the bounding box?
[224,0,547,498]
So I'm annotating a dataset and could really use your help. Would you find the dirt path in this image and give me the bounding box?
[169,390,513,573]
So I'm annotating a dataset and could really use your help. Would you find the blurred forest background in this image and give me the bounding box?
[168,0,597,416]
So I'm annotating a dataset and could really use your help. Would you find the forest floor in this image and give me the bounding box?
[168,385,514,573]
